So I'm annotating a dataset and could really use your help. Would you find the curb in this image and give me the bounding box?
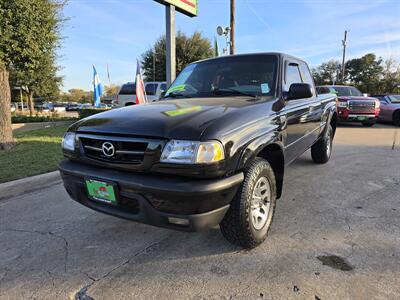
[12,121,74,133]
[0,171,61,200]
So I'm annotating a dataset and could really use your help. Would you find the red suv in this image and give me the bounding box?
[317,85,380,127]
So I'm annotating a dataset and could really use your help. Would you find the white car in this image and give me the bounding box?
[114,81,167,107]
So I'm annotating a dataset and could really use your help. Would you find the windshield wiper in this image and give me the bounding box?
[212,88,258,98]
[163,91,192,99]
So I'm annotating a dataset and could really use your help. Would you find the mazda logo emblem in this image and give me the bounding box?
[102,142,115,157]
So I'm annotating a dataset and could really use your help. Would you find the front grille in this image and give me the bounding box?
[80,136,148,164]
[348,101,375,113]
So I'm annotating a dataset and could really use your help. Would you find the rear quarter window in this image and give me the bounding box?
[145,83,158,95]
[299,62,315,96]
[119,84,136,95]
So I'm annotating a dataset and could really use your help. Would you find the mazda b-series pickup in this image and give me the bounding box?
[59,53,337,249]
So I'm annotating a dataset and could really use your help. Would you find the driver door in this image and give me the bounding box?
[283,61,319,163]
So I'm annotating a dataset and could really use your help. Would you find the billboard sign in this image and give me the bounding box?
[155,0,198,17]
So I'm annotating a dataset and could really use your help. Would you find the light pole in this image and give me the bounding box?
[230,0,235,55]
[153,46,156,83]
[165,4,176,87]
[341,30,349,83]
[217,26,231,56]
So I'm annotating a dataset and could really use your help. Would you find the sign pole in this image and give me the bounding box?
[166,4,176,87]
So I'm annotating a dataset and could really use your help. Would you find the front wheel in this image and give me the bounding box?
[220,158,277,249]
[311,125,333,164]
[393,111,400,127]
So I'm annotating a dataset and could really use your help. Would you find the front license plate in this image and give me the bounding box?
[85,179,117,205]
[357,116,367,121]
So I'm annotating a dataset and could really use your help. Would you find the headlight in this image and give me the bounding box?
[62,132,76,151]
[375,100,380,109]
[196,142,225,163]
[337,101,348,108]
[161,140,225,164]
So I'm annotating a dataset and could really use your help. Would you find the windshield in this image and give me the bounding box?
[388,95,400,103]
[164,55,278,99]
[331,86,363,97]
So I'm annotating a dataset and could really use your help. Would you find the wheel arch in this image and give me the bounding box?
[330,111,337,137]
[256,143,285,199]
[392,109,400,123]
[237,136,285,199]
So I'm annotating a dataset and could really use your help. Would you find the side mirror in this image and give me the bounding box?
[287,83,313,100]
[159,91,166,100]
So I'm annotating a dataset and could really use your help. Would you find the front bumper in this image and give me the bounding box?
[338,112,377,123]
[59,160,243,232]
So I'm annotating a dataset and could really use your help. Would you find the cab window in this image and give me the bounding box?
[285,63,302,91]
[317,87,330,94]
[145,83,157,95]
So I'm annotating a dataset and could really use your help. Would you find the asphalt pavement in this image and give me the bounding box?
[1,123,399,300]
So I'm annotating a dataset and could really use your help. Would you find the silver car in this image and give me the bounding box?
[372,95,400,126]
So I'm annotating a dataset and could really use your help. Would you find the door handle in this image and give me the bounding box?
[278,115,287,129]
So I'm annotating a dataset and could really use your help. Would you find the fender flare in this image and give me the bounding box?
[236,132,285,199]
[321,102,337,137]
[236,131,283,171]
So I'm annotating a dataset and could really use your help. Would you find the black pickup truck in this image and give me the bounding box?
[59,53,337,249]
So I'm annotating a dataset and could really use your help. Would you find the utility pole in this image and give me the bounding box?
[166,4,176,87]
[107,64,111,86]
[341,30,348,83]
[153,47,156,82]
[230,0,235,55]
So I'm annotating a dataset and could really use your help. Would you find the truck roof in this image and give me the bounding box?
[317,85,353,88]
[193,52,307,65]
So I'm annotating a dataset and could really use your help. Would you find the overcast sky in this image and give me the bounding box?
[60,0,400,91]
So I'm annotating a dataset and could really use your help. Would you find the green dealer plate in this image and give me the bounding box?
[85,179,117,205]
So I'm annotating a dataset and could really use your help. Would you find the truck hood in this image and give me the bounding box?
[71,97,276,141]
[338,96,377,101]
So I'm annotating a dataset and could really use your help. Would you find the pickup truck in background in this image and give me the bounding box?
[317,85,380,127]
[59,53,337,249]
[114,81,167,106]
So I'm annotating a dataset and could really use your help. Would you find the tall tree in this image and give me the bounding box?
[141,31,214,82]
[60,88,93,103]
[0,65,14,149]
[345,53,383,94]
[104,84,120,97]
[379,58,400,94]
[311,60,341,86]
[0,0,65,116]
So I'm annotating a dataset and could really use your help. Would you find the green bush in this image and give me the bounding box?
[78,108,110,119]
[12,115,78,124]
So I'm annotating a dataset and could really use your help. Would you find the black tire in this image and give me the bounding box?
[393,111,400,127]
[362,122,375,127]
[311,125,333,164]
[220,158,277,249]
